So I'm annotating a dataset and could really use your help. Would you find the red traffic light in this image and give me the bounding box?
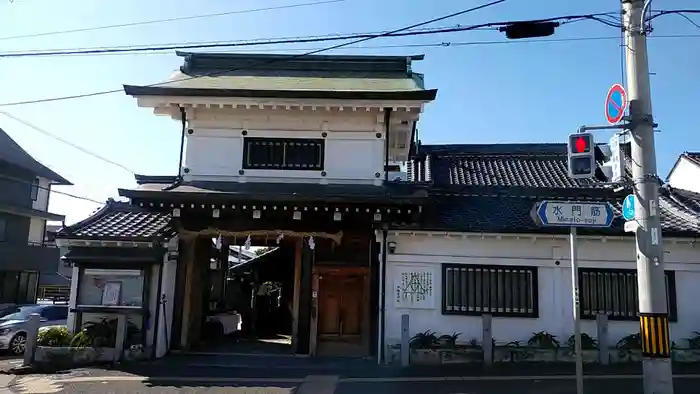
[569,134,592,154]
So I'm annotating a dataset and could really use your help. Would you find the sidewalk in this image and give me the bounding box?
[0,356,20,374]
[3,352,700,380]
[86,354,700,381]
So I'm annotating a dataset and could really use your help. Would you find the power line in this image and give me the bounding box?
[0,110,137,173]
[0,25,496,58]
[0,12,620,58]
[0,0,348,41]
[4,7,644,107]
[0,1,509,175]
[7,33,700,58]
[673,12,700,30]
[0,172,104,205]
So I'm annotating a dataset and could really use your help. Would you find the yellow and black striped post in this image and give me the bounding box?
[639,313,671,358]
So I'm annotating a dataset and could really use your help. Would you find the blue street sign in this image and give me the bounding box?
[535,201,614,228]
[622,194,635,221]
[605,83,628,125]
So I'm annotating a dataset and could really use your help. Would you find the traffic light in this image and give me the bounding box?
[567,133,596,179]
[498,22,560,39]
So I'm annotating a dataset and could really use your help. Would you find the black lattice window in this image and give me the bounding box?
[442,264,538,317]
[243,137,324,170]
[579,268,677,321]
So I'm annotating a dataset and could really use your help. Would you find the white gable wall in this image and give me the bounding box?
[384,232,700,348]
[183,106,417,185]
[668,157,700,194]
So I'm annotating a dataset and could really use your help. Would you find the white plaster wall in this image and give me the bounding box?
[31,178,51,212]
[182,107,413,185]
[384,233,700,348]
[668,158,700,194]
[28,217,46,244]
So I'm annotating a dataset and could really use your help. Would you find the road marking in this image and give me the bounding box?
[58,375,305,384]
[297,375,339,394]
[48,373,700,385]
[187,363,335,369]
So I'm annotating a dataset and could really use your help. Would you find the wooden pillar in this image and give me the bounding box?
[188,237,209,347]
[291,239,302,353]
[179,236,209,349]
[297,240,314,354]
[179,237,196,349]
[310,273,319,356]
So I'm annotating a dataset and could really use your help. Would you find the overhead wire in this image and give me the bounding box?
[0,110,137,174]
[6,33,700,58]
[0,12,620,58]
[3,8,648,107]
[0,0,349,41]
[0,172,104,204]
[0,25,499,58]
[0,0,510,180]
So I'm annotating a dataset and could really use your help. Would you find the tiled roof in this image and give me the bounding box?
[125,52,435,100]
[682,152,700,167]
[0,128,72,185]
[56,199,173,241]
[409,143,601,188]
[175,51,423,80]
[403,143,700,237]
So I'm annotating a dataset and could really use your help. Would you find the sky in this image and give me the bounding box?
[0,0,698,224]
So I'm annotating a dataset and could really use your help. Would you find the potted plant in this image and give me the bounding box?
[562,333,599,363]
[527,331,560,361]
[616,333,642,363]
[409,330,440,365]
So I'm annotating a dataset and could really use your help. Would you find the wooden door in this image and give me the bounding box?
[318,272,365,339]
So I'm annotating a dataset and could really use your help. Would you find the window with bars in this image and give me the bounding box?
[243,137,324,171]
[442,264,538,317]
[579,268,677,321]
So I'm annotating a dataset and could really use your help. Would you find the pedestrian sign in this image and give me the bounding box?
[605,84,627,125]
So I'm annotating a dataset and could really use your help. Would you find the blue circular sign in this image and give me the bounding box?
[622,194,635,221]
[605,84,628,125]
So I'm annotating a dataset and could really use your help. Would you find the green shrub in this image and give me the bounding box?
[37,326,72,347]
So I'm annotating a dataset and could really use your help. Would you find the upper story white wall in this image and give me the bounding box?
[31,177,51,211]
[181,106,419,185]
[668,157,700,194]
[383,231,700,348]
[27,177,52,245]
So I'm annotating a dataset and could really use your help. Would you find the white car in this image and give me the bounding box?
[0,304,68,355]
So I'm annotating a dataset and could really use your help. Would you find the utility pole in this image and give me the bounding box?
[622,1,674,394]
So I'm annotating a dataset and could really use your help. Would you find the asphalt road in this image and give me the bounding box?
[4,374,700,394]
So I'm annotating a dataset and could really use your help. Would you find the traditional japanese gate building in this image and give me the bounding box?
[60,52,437,359]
